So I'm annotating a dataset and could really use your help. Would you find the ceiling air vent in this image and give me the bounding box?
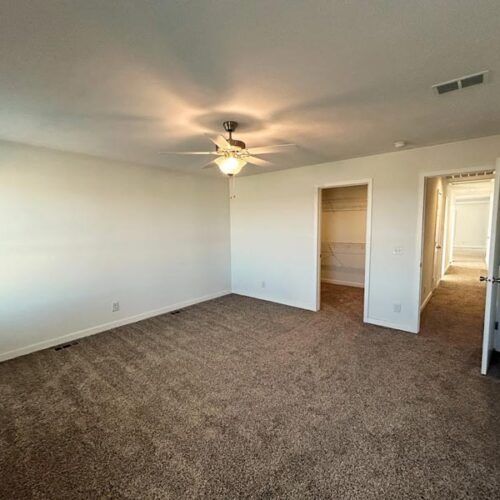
[432,70,489,95]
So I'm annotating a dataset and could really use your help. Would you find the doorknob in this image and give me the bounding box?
[480,276,500,283]
[435,245,442,249]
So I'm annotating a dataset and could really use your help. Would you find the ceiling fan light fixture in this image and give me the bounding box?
[214,155,247,176]
[159,120,294,174]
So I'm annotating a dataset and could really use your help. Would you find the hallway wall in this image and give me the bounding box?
[453,200,489,261]
[421,177,448,307]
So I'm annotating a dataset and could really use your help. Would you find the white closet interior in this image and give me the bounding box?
[321,185,368,287]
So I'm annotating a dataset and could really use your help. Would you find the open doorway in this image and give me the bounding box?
[317,183,370,320]
[419,170,496,367]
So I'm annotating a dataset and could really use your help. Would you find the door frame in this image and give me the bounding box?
[415,165,496,334]
[441,184,452,277]
[432,187,445,289]
[314,178,373,322]
[481,161,500,374]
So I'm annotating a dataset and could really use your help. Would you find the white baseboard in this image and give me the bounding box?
[420,289,434,312]
[321,278,364,288]
[365,316,417,334]
[0,290,231,363]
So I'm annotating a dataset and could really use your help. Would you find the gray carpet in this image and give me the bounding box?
[1,270,499,498]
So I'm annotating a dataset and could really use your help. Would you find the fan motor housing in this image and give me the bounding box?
[228,138,246,150]
[217,120,246,150]
[223,120,238,133]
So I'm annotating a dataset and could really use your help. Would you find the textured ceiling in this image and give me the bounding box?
[1,1,500,175]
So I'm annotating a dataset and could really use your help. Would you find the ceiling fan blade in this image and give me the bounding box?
[246,143,296,155]
[246,156,273,167]
[159,151,216,155]
[201,158,217,169]
[207,134,230,149]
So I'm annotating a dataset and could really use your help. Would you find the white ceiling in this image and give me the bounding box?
[1,1,500,175]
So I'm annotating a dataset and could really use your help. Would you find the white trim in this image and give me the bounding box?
[432,188,445,288]
[441,186,451,278]
[321,278,364,288]
[486,187,495,267]
[314,185,322,311]
[420,289,434,312]
[314,179,373,322]
[0,290,231,363]
[415,164,496,334]
[232,290,315,311]
[482,160,500,374]
[450,192,457,263]
[365,316,418,334]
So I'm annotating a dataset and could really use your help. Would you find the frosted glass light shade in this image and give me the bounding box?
[215,156,246,176]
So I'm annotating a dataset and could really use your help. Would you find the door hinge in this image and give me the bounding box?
[495,321,499,330]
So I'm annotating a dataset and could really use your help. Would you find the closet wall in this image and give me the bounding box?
[321,185,367,287]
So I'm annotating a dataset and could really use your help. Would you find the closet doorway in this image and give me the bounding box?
[316,181,372,320]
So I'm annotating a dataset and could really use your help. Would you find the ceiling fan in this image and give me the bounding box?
[160,121,295,176]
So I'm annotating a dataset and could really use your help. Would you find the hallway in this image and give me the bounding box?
[420,265,486,349]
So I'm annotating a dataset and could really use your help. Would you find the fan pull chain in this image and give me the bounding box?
[229,175,236,199]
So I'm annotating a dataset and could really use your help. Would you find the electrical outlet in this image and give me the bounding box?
[393,303,401,313]
[112,301,120,312]
[261,281,266,288]
[393,246,404,255]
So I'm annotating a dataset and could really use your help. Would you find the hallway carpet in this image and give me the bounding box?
[1,276,499,498]
[420,265,486,348]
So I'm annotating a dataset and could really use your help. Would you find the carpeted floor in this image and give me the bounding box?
[1,269,499,499]
[420,264,487,348]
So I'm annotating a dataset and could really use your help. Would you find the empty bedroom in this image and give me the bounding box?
[1,1,500,498]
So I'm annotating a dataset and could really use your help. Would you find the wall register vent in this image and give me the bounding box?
[54,341,79,351]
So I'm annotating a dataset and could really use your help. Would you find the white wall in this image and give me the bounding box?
[453,201,490,249]
[444,180,493,267]
[0,140,231,360]
[421,176,446,306]
[230,135,500,333]
[3,135,500,361]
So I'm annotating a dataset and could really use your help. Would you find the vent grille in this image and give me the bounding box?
[445,170,494,180]
[436,80,459,94]
[461,73,485,88]
[54,341,79,351]
[433,70,488,95]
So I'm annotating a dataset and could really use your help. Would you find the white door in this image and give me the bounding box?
[433,189,444,287]
[481,161,500,375]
